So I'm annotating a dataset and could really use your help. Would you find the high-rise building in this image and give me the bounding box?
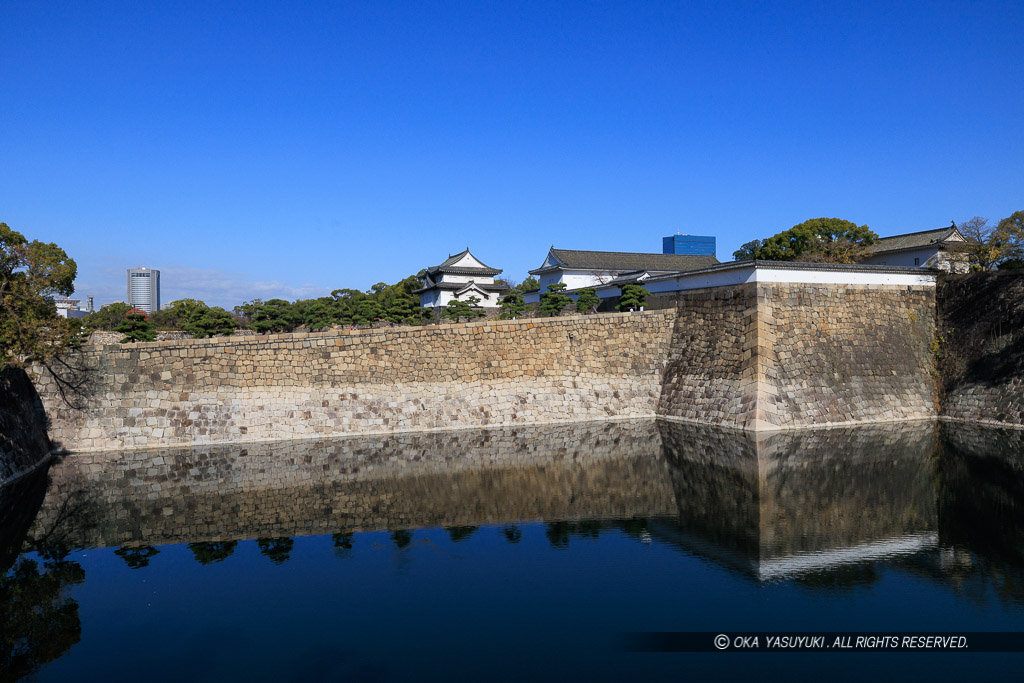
[127,267,160,313]
[662,233,716,257]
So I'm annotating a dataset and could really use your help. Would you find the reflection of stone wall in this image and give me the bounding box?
[0,368,53,483]
[757,422,938,555]
[31,312,676,451]
[658,421,938,564]
[29,420,677,547]
[937,422,1024,565]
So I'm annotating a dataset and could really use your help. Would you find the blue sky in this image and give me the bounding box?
[2,1,1022,309]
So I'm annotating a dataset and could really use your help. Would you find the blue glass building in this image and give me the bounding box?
[663,234,716,257]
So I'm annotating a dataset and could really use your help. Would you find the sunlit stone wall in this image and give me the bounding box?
[31,312,677,451]
[27,281,941,452]
[762,283,937,428]
[658,283,937,430]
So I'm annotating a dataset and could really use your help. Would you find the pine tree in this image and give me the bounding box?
[499,291,526,319]
[538,283,571,317]
[616,284,649,312]
[442,296,485,322]
[575,288,599,314]
[116,313,157,342]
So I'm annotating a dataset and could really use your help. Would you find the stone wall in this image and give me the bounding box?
[657,283,937,430]
[31,312,677,451]
[763,283,937,427]
[938,272,1024,428]
[657,284,758,428]
[0,368,53,483]
[27,282,943,451]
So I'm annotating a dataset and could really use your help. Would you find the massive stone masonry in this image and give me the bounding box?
[28,282,943,452]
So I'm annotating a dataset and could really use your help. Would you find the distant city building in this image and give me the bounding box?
[415,249,508,308]
[53,297,89,319]
[663,233,716,257]
[127,267,161,313]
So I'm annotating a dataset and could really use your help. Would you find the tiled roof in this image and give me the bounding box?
[412,281,509,294]
[866,227,963,254]
[428,248,502,276]
[530,248,719,274]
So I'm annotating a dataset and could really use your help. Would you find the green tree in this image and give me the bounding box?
[953,214,1024,270]
[538,283,571,317]
[732,239,765,261]
[380,277,421,323]
[151,298,208,330]
[442,296,485,323]
[330,289,365,325]
[616,284,649,312]
[81,302,132,331]
[352,296,382,325]
[994,211,1024,265]
[233,299,264,325]
[732,217,877,263]
[498,291,525,319]
[575,287,599,314]
[518,275,540,292]
[0,223,80,369]
[251,299,300,333]
[184,307,236,338]
[115,312,156,343]
[296,297,338,331]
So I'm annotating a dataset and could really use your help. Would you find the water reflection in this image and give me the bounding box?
[656,420,939,581]
[3,418,1024,601]
[0,468,83,680]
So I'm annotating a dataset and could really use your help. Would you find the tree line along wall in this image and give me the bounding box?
[27,281,942,453]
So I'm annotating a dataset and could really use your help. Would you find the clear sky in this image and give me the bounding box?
[2,1,1022,309]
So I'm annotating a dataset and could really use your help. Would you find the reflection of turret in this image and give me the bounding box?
[653,420,940,581]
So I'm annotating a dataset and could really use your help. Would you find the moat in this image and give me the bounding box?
[3,419,1024,680]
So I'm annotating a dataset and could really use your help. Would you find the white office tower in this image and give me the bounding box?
[127,267,161,313]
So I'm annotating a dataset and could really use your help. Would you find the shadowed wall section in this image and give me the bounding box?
[0,368,54,483]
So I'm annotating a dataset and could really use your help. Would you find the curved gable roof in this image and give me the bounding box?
[530,248,718,274]
[866,227,965,254]
[426,248,503,276]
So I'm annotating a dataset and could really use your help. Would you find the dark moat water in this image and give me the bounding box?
[3,420,1024,680]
